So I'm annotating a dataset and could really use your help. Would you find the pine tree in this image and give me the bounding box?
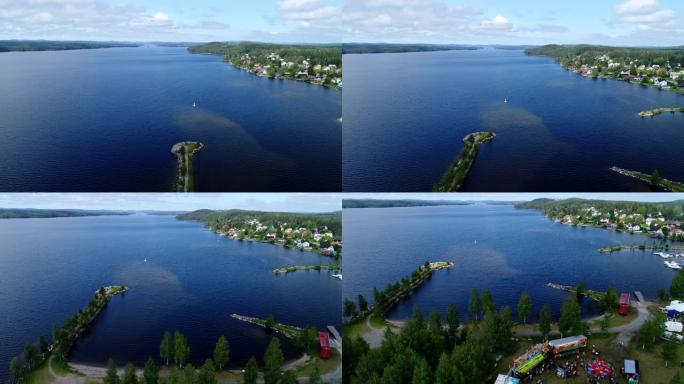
[263,338,284,384]
[243,356,258,384]
[105,359,120,384]
[213,336,229,370]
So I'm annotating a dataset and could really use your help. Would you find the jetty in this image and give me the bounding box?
[354,261,454,321]
[171,141,204,192]
[434,132,496,192]
[638,107,684,117]
[272,264,341,274]
[609,166,684,192]
[230,314,303,339]
[547,282,605,302]
[599,244,684,253]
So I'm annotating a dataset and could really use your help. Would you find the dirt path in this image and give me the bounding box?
[46,357,85,384]
[514,300,652,343]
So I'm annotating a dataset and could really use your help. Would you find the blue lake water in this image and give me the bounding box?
[0,46,341,192]
[343,49,684,191]
[0,214,341,380]
[343,204,676,322]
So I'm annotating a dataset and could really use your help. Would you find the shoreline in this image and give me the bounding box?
[610,166,684,192]
[434,131,496,192]
[171,141,204,192]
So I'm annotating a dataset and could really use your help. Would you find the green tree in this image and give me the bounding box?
[636,317,664,350]
[182,364,196,384]
[105,359,120,384]
[602,288,619,313]
[662,340,679,367]
[412,358,432,384]
[23,344,36,369]
[672,371,684,384]
[652,169,662,187]
[671,269,684,298]
[280,371,297,384]
[263,338,284,384]
[160,331,174,365]
[198,359,216,384]
[659,288,670,302]
[122,362,138,384]
[39,336,48,355]
[343,298,357,318]
[469,290,481,321]
[427,309,442,332]
[143,357,158,384]
[558,296,582,338]
[9,357,22,384]
[264,315,275,330]
[308,365,323,384]
[446,303,460,340]
[434,353,456,384]
[576,281,586,299]
[213,336,229,370]
[243,357,258,384]
[174,331,191,367]
[481,289,495,314]
[357,294,368,312]
[342,335,369,384]
[517,291,532,324]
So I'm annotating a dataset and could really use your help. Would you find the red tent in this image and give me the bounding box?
[319,331,331,359]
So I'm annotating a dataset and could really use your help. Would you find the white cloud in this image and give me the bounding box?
[614,0,678,25]
[342,0,517,43]
[0,0,232,41]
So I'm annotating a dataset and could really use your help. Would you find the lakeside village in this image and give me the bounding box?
[555,205,684,242]
[234,52,342,89]
[564,54,684,93]
[213,218,341,258]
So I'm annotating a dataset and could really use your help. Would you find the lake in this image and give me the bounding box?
[343,48,684,191]
[0,46,341,192]
[343,204,675,322]
[0,214,341,380]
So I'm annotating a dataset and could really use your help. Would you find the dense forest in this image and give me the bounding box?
[177,209,342,236]
[0,209,131,219]
[189,42,342,67]
[517,198,684,221]
[342,43,479,54]
[0,40,139,52]
[526,44,684,67]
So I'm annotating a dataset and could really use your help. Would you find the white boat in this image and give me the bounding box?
[193,102,196,108]
[144,258,147,262]
[331,274,343,280]
[504,98,508,103]
[665,261,682,270]
[655,252,671,258]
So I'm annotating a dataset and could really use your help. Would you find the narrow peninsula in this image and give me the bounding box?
[171,141,204,192]
[433,131,496,192]
[638,107,684,117]
[610,166,684,192]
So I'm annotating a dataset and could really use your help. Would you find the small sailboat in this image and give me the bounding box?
[192,102,196,108]
[332,274,343,280]
[144,258,147,262]
[504,98,508,103]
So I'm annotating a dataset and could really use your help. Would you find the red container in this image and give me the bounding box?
[619,293,630,316]
[319,331,331,359]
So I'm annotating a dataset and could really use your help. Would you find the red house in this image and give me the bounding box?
[619,293,630,316]
[319,331,331,359]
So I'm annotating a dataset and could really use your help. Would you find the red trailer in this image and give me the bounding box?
[319,331,331,359]
[619,293,630,316]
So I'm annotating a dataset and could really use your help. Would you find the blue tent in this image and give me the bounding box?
[668,310,681,318]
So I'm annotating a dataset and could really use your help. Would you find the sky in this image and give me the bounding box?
[343,0,684,46]
[0,0,341,42]
[344,193,684,203]
[0,193,342,212]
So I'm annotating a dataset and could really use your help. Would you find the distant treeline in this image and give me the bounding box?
[526,44,684,66]
[342,43,479,54]
[0,40,140,52]
[189,41,342,67]
[177,209,342,235]
[516,198,684,219]
[0,209,131,219]
[342,199,471,209]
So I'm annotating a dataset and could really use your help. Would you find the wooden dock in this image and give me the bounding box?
[634,291,645,304]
